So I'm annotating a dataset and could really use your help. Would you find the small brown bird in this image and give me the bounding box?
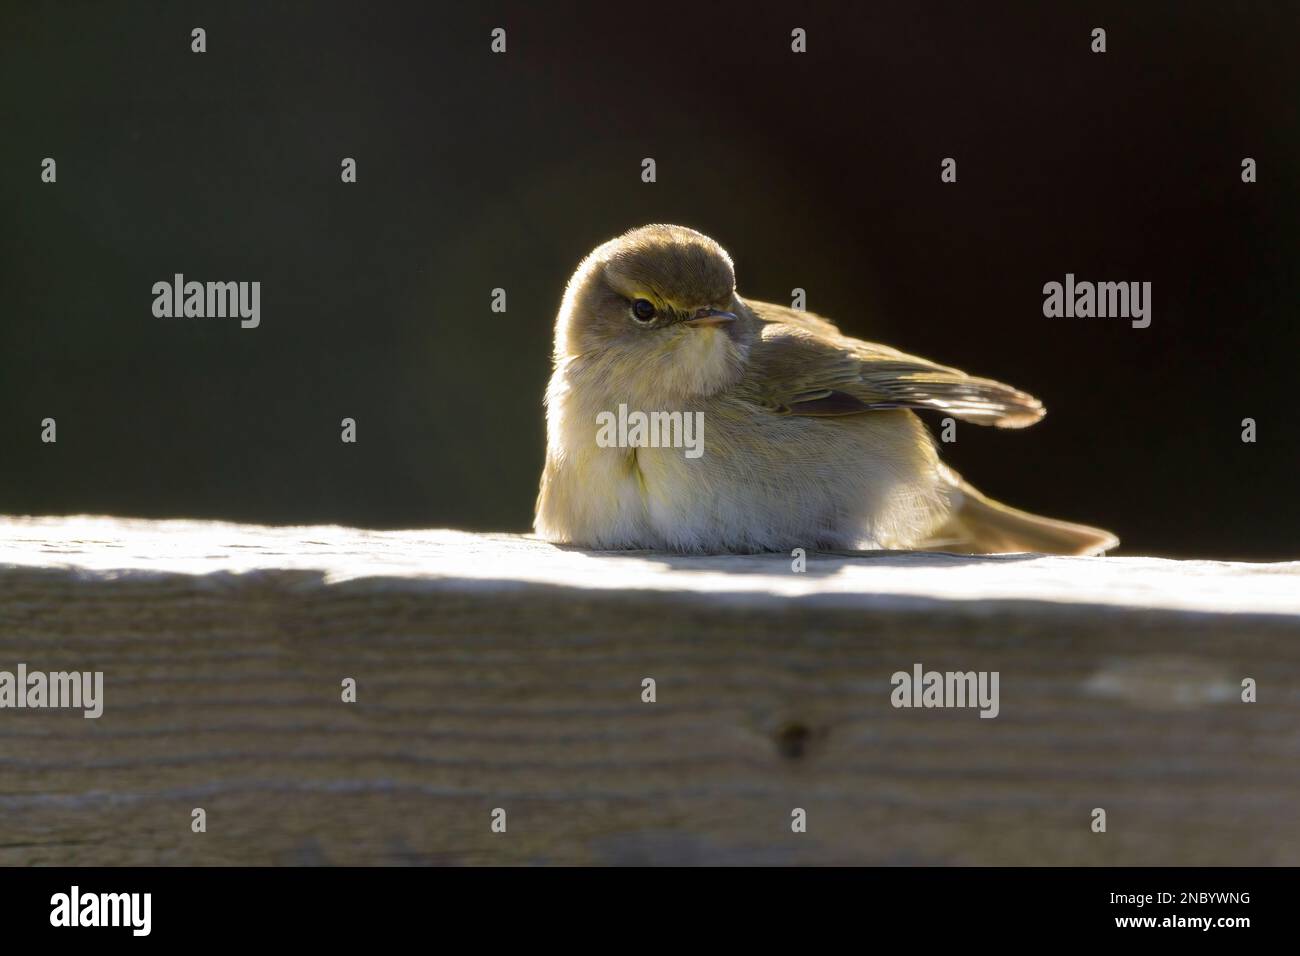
[535,224,1117,555]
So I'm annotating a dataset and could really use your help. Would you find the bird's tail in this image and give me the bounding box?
[921,465,1118,556]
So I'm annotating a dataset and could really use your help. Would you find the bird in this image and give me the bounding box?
[534,224,1117,555]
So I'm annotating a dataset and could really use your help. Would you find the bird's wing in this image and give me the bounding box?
[741,311,1045,428]
[745,299,844,338]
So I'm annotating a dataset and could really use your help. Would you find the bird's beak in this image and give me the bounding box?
[684,308,738,328]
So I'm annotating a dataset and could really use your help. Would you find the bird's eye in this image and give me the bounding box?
[631,299,657,322]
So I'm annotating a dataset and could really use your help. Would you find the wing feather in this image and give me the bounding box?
[743,300,1045,428]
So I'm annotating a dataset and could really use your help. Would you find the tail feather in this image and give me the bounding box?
[923,466,1118,556]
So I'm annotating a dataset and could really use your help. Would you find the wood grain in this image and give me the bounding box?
[1,516,1297,865]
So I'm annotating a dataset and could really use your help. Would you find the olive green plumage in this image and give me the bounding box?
[536,224,1116,555]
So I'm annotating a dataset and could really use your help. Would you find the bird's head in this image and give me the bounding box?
[554,224,753,401]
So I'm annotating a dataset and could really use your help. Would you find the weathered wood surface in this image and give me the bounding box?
[1,515,1298,866]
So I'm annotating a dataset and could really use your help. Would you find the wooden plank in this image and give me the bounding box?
[1,516,1297,865]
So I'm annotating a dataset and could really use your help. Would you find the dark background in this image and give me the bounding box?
[2,1,1296,559]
